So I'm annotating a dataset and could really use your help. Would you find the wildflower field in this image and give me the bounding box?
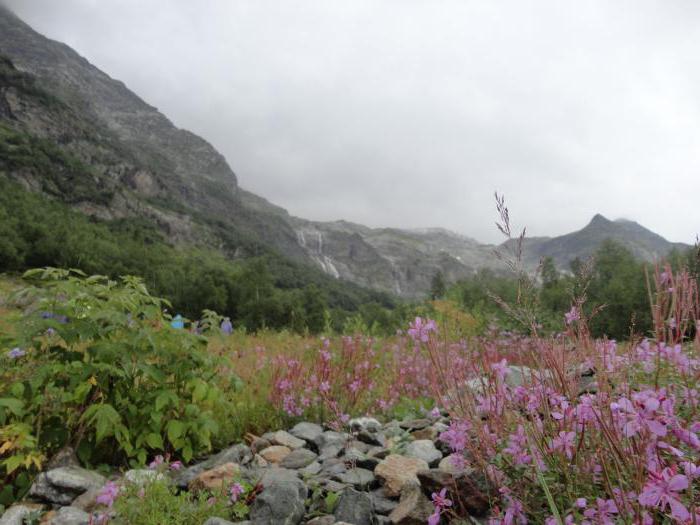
[1,262,699,524]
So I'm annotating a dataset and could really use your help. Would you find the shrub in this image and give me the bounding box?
[0,268,231,504]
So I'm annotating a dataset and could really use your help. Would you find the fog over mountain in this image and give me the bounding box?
[4,0,699,245]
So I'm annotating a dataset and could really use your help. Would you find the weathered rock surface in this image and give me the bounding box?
[259,446,292,464]
[334,488,374,525]
[279,448,317,469]
[249,472,307,525]
[29,467,106,505]
[189,462,241,491]
[46,506,90,525]
[375,455,429,497]
[404,440,442,466]
[417,469,491,517]
[388,483,434,525]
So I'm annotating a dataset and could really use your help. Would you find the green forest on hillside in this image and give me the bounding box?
[1,176,698,339]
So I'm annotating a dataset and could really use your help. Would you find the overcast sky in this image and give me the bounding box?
[5,0,700,243]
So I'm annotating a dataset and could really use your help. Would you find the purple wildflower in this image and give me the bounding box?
[638,468,690,522]
[229,482,245,503]
[95,481,119,508]
[220,318,233,335]
[7,347,25,359]
[565,306,580,325]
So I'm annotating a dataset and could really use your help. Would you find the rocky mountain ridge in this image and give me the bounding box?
[0,6,691,300]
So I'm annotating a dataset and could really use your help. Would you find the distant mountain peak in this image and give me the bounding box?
[588,213,612,227]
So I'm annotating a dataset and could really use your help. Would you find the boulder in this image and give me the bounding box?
[388,483,433,525]
[46,506,90,525]
[333,468,375,489]
[314,431,349,461]
[174,443,252,488]
[279,448,317,470]
[269,431,306,450]
[0,505,41,525]
[259,446,292,464]
[123,469,166,486]
[417,469,490,517]
[189,462,241,491]
[334,488,374,525]
[370,488,399,515]
[29,467,106,505]
[404,440,442,466]
[250,472,307,525]
[374,455,428,497]
[288,422,324,444]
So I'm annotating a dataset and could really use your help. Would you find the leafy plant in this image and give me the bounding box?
[0,268,232,503]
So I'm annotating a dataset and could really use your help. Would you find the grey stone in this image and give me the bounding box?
[334,488,374,525]
[404,440,442,466]
[299,461,322,476]
[289,422,324,444]
[0,505,38,525]
[349,417,382,433]
[398,419,431,431]
[319,457,347,477]
[280,448,318,469]
[175,443,252,488]
[370,488,398,515]
[124,469,166,485]
[29,467,106,505]
[314,431,349,461]
[269,430,306,450]
[48,506,90,525]
[388,482,433,525]
[250,472,307,525]
[344,448,379,470]
[333,468,375,489]
[305,516,334,525]
[323,479,349,492]
[45,447,80,470]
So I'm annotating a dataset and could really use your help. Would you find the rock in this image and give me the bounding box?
[0,505,39,525]
[189,462,241,491]
[269,431,306,450]
[323,480,349,493]
[250,471,307,525]
[289,422,324,444]
[349,417,382,433]
[417,469,490,518]
[319,457,347,478]
[251,454,269,469]
[314,431,349,461]
[334,488,374,525]
[124,469,166,486]
[29,467,106,505]
[374,455,428,497]
[251,437,272,453]
[505,366,553,388]
[280,448,318,469]
[333,468,375,489]
[259,446,292,464]
[45,447,80,470]
[299,461,322,476]
[404,440,442,466]
[437,455,466,474]
[367,447,391,460]
[344,448,379,470]
[46,507,90,525]
[398,419,431,431]
[370,488,399,515]
[202,518,238,525]
[258,468,301,486]
[410,427,437,441]
[175,443,252,488]
[70,486,102,512]
[305,516,334,525]
[388,483,434,525]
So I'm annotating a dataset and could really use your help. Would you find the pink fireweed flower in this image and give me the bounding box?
[439,420,471,454]
[551,430,576,459]
[407,317,437,343]
[583,498,618,525]
[503,425,532,467]
[431,488,453,510]
[96,481,119,508]
[638,467,690,521]
[565,306,580,325]
[169,460,183,471]
[229,482,245,503]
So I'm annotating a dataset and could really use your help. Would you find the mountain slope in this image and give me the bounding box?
[0,6,691,301]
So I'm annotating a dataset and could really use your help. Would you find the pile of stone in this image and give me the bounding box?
[0,415,493,525]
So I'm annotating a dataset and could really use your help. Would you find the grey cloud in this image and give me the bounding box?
[5,0,699,243]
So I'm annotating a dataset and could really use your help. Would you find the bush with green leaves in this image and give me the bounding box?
[0,268,232,505]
